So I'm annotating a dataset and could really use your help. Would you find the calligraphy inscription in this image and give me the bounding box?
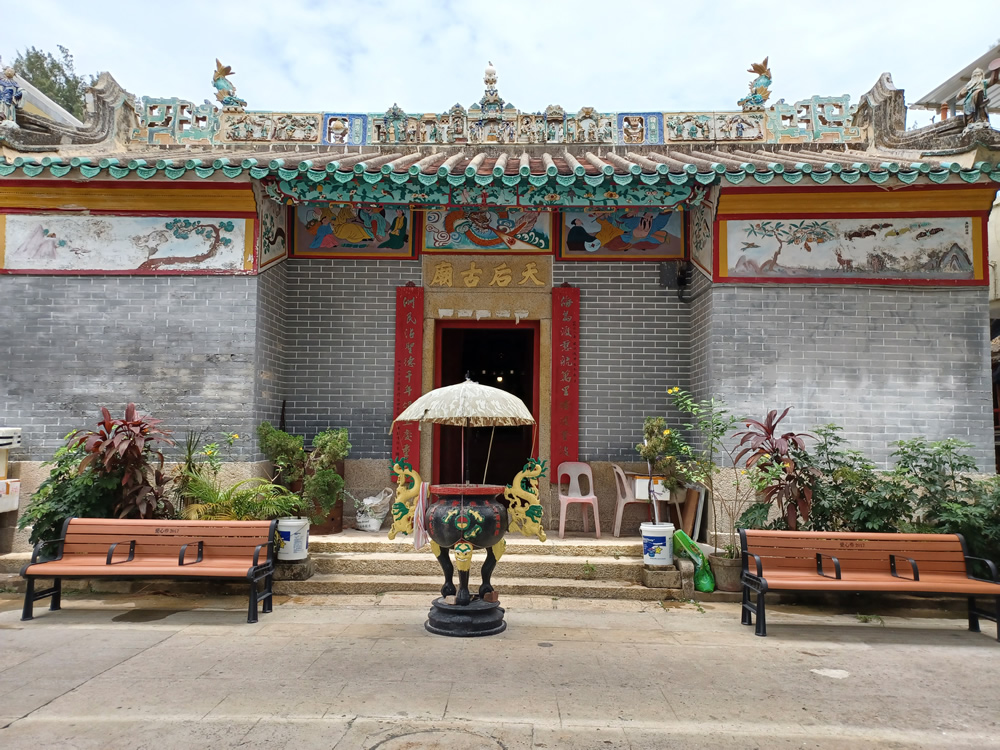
[423,255,552,291]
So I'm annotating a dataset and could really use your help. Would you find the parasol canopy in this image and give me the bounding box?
[392,378,535,429]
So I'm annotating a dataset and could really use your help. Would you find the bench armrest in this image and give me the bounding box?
[889,554,919,581]
[178,541,204,566]
[30,537,66,564]
[252,543,267,567]
[106,540,136,565]
[816,552,842,579]
[965,555,999,583]
[744,551,763,578]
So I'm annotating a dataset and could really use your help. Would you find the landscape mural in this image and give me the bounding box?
[559,208,683,260]
[422,207,551,253]
[1,214,251,273]
[723,216,979,282]
[292,204,412,258]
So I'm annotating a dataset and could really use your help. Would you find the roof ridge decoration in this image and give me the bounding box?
[212,60,246,112]
[738,58,772,111]
[117,58,877,148]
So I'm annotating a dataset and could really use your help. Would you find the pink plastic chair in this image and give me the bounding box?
[557,462,601,538]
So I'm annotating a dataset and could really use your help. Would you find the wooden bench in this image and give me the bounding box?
[739,529,1000,640]
[20,517,278,623]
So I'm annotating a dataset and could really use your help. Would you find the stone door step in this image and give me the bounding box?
[273,573,674,600]
[310,531,643,558]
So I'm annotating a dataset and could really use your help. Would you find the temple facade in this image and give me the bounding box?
[2,60,999,550]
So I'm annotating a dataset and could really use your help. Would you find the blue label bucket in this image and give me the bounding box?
[640,522,675,566]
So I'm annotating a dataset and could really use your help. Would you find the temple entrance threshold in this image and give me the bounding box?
[433,322,539,485]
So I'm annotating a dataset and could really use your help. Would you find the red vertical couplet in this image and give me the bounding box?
[392,285,424,471]
[551,286,580,467]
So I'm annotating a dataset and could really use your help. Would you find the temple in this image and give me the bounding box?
[2,58,999,549]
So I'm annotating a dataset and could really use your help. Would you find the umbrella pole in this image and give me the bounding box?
[482,426,496,484]
[461,424,466,484]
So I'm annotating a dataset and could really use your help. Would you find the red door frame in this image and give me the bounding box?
[432,320,541,485]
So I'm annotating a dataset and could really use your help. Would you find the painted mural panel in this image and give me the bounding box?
[258,197,288,269]
[422,208,551,253]
[1,214,252,273]
[292,204,412,259]
[689,187,718,275]
[558,208,683,261]
[722,216,980,283]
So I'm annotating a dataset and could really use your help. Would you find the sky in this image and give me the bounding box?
[2,0,999,128]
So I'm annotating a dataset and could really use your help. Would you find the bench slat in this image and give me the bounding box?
[746,537,963,552]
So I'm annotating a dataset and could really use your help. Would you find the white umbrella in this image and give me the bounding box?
[391,378,536,483]
[392,378,535,428]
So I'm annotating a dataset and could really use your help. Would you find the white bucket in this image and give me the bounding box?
[276,517,309,561]
[640,522,674,566]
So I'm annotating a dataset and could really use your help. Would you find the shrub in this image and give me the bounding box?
[17,433,120,546]
[74,404,175,519]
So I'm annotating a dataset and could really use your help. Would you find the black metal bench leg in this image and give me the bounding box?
[754,590,767,637]
[261,574,273,614]
[50,579,61,611]
[247,580,259,624]
[21,578,34,621]
[741,583,753,626]
[968,596,981,633]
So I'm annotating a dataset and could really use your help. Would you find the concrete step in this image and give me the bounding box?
[312,551,643,582]
[0,553,28,574]
[273,573,673,600]
[310,531,643,558]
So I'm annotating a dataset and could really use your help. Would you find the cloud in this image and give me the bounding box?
[3,0,998,123]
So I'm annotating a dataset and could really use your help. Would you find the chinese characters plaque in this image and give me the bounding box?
[392,285,424,470]
[551,286,580,467]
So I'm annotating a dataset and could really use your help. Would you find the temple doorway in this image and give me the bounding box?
[433,321,539,485]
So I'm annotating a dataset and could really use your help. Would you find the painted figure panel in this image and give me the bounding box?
[258,197,288,269]
[559,208,683,260]
[617,113,663,145]
[292,204,412,258]
[423,208,551,253]
[724,216,980,282]
[2,214,251,273]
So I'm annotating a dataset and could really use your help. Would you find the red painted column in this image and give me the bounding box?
[392,285,424,471]
[551,285,580,467]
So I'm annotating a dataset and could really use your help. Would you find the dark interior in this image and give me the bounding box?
[437,326,536,485]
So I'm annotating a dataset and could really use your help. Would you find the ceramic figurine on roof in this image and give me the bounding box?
[738,57,772,111]
[959,65,998,130]
[0,68,23,130]
[212,59,246,111]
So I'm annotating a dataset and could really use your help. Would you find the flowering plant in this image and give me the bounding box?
[635,415,691,491]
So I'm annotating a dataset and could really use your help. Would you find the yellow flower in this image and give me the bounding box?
[662,429,671,436]
[233,434,239,439]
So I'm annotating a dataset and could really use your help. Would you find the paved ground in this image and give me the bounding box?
[0,591,998,749]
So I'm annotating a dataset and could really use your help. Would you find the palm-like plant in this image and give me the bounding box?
[182,474,300,521]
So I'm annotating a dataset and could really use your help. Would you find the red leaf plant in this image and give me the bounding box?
[733,407,817,530]
[75,404,176,519]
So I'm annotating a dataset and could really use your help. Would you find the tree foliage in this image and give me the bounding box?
[11,45,96,120]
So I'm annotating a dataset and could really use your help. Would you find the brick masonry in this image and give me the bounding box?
[2,261,993,474]
[1,274,263,461]
[704,284,994,471]
[553,262,691,462]
[281,259,422,457]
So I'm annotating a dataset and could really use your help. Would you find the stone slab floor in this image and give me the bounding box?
[0,592,997,749]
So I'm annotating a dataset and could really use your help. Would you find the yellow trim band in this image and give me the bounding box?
[718,187,997,216]
[0,185,256,213]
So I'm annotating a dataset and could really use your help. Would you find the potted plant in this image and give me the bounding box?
[668,387,758,591]
[256,422,351,534]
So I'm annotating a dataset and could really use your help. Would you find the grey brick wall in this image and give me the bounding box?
[706,284,993,471]
[254,262,287,432]
[553,262,691,463]
[1,274,262,461]
[282,259,422,457]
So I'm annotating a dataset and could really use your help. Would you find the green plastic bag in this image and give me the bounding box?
[672,529,715,593]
